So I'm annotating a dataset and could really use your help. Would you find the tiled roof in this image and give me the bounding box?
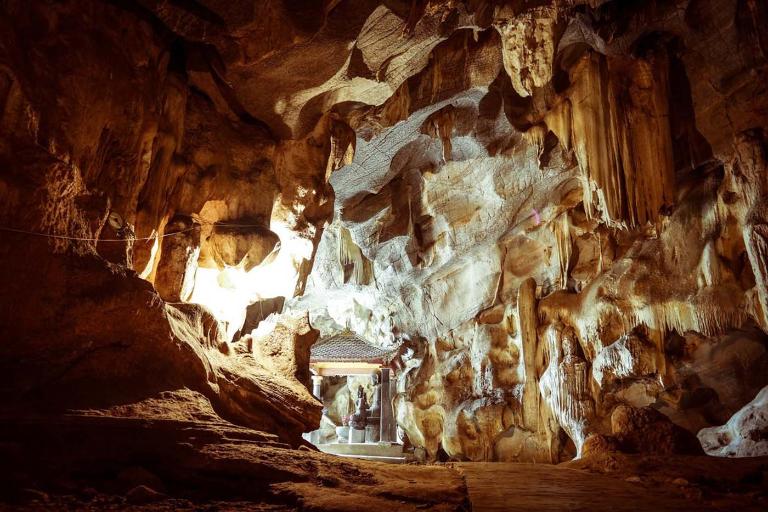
[310,331,399,364]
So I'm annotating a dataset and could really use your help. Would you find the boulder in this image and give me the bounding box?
[202,222,280,271]
[249,312,318,391]
[125,485,166,505]
[698,385,768,457]
[610,405,704,456]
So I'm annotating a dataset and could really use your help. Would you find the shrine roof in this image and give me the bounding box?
[310,331,399,364]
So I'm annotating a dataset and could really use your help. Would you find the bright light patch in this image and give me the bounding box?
[188,219,315,340]
[138,232,160,280]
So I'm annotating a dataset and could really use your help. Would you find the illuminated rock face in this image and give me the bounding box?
[0,0,767,469]
[288,0,768,462]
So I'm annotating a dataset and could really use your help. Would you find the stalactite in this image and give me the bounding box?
[732,131,768,331]
[543,99,572,153]
[523,123,549,167]
[569,52,622,223]
[610,52,676,227]
[564,51,676,227]
[697,240,721,288]
[494,5,559,98]
[621,300,748,341]
[421,106,455,162]
[744,220,768,331]
[324,116,356,182]
[552,212,571,289]
[338,226,373,285]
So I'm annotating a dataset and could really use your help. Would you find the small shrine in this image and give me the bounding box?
[304,331,406,462]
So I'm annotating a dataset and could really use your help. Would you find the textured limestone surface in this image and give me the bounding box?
[286,0,768,463]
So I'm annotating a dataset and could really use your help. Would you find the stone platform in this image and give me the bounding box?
[315,442,410,463]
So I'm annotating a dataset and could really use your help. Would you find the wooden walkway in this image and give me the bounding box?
[451,462,702,512]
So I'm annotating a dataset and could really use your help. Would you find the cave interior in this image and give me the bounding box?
[1,0,768,510]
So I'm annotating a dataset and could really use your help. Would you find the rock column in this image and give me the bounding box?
[379,368,394,443]
[518,278,539,431]
[154,215,200,302]
[311,375,324,401]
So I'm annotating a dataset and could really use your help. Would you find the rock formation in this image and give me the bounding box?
[288,0,768,462]
[1,0,768,509]
[699,385,768,458]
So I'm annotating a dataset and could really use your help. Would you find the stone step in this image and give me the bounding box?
[329,453,410,464]
[316,441,406,458]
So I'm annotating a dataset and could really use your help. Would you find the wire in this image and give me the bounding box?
[0,219,272,242]
[196,220,271,228]
[0,225,198,242]
[209,223,268,228]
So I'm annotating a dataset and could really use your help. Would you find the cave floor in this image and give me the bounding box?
[455,462,685,512]
[453,461,759,512]
[1,407,766,511]
[472,453,768,511]
[5,456,767,511]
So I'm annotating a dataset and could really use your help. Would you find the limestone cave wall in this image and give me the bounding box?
[290,0,768,462]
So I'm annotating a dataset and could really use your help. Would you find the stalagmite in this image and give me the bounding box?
[538,322,595,456]
[518,278,539,432]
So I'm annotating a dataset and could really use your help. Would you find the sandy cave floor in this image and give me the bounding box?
[4,457,768,512]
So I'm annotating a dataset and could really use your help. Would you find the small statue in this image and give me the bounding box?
[349,385,369,430]
[369,373,382,419]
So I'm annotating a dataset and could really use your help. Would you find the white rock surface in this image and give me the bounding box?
[698,386,768,457]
